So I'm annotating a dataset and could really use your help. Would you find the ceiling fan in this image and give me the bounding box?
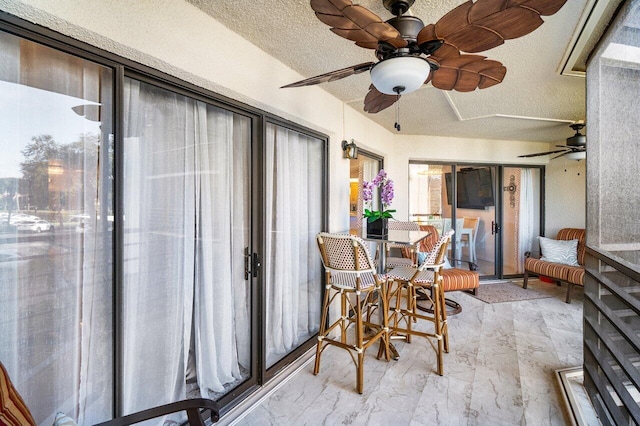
[518,123,586,160]
[281,0,568,119]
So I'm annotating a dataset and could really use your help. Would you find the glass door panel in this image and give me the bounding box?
[264,123,323,369]
[122,78,253,413]
[349,151,382,232]
[410,163,498,277]
[452,166,498,277]
[501,167,542,276]
[0,32,114,424]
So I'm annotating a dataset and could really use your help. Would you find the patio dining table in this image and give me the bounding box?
[353,228,432,359]
[356,228,431,273]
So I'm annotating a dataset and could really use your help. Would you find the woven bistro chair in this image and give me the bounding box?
[314,233,390,394]
[385,220,421,270]
[385,230,454,376]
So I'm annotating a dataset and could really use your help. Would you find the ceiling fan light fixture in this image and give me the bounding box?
[370,56,430,95]
[566,151,586,161]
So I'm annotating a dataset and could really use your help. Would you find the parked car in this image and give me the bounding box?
[16,219,54,233]
[9,213,39,225]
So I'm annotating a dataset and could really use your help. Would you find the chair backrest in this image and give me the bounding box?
[556,228,586,265]
[417,230,454,271]
[443,218,463,243]
[417,225,440,253]
[387,220,421,231]
[463,217,480,237]
[0,362,36,426]
[316,233,378,290]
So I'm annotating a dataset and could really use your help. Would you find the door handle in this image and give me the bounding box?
[491,221,501,235]
[244,247,261,280]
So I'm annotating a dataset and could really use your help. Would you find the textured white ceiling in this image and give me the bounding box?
[188,0,590,143]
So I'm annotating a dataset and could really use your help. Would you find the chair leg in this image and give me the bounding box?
[406,284,414,344]
[566,283,573,304]
[354,291,364,394]
[523,270,529,289]
[432,282,444,376]
[439,284,449,354]
[379,281,391,362]
[314,285,332,375]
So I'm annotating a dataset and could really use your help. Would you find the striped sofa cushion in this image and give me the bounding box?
[0,362,36,426]
[565,265,585,286]
[524,257,569,281]
[441,269,479,292]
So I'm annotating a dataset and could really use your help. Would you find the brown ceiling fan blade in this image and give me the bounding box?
[431,55,507,92]
[517,149,569,158]
[311,0,407,49]
[433,0,567,53]
[363,85,400,113]
[417,24,461,60]
[280,62,374,88]
[507,0,568,17]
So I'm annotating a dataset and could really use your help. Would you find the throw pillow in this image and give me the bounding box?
[539,236,580,266]
[417,251,452,269]
[52,412,78,426]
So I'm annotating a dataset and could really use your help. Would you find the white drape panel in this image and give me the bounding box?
[264,123,322,367]
[123,80,194,416]
[517,169,535,273]
[123,79,251,413]
[194,105,250,394]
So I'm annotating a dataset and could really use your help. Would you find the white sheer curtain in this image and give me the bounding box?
[517,169,535,273]
[194,105,250,394]
[122,80,251,413]
[264,123,322,368]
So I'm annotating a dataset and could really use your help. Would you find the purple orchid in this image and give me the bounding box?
[361,169,396,222]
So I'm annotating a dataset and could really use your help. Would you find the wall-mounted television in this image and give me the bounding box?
[445,168,495,209]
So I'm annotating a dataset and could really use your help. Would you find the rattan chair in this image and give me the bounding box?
[385,230,454,376]
[314,232,390,393]
[385,220,421,270]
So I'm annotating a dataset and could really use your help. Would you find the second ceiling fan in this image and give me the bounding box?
[518,123,586,160]
[282,0,569,115]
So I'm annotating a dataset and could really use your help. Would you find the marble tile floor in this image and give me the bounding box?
[232,279,585,426]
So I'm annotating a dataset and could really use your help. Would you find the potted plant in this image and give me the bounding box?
[362,169,395,237]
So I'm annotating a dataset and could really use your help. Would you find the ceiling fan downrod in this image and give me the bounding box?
[383,0,415,16]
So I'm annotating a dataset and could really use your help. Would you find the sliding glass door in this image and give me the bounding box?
[501,167,542,276]
[0,23,326,423]
[263,123,324,370]
[122,77,254,414]
[409,162,543,279]
[0,32,114,424]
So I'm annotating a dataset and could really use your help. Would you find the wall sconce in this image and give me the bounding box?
[341,139,358,159]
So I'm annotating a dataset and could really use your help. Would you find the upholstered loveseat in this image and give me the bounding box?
[522,228,586,303]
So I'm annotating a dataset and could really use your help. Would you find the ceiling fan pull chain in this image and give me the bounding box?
[393,87,403,132]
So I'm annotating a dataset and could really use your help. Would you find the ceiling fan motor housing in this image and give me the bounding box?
[567,123,586,146]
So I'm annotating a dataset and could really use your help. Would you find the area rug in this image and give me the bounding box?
[468,281,552,304]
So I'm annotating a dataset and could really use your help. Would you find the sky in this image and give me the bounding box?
[0,80,101,178]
